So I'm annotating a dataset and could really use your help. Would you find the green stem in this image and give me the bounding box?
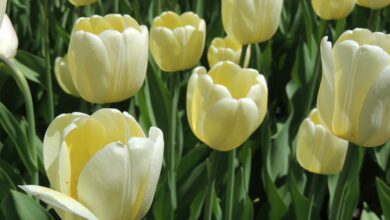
[304,20,328,116]
[239,45,249,67]
[307,174,326,220]
[329,144,365,220]
[0,56,38,184]
[204,152,220,220]
[168,73,180,217]
[224,150,235,220]
[42,0,54,121]
[114,0,119,12]
[368,9,381,31]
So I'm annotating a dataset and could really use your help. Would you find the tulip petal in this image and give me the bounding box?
[68,32,110,103]
[0,15,18,59]
[20,185,97,220]
[77,128,163,220]
[203,98,260,151]
[357,65,390,147]
[150,27,181,72]
[0,0,6,27]
[54,56,80,97]
[43,113,87,191]
[317,37,335,130]
[332,41,390,140]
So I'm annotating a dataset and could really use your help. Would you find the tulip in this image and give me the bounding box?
[356,0,390,9]
[68,14,148,104]
[222,0,284,45]
[207,36,250,68]
[0,14,18,59]
[296,109,348,174]
[311,0,355,20]
[150,11,206,72]
[0,0,6,26]
[68,0,97,7]
[54,55,79,97]
[21,108,164,220]
[317,28,390,147]
[186,61,268,151]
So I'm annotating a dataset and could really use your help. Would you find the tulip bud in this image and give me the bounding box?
[186,61,268,151]
[150,11,206,72]
[68,14,148,104]
[311,0,355,20]
[296,109,348,174]
[317,28,390,147]
[222,0,283,45]
[356,0,390,9]
[0,0,6,27]
[207,36,250,68]
[54,55,79,97]
[21,108,164,220]
[68,0,97,7]
[0,14,18,59]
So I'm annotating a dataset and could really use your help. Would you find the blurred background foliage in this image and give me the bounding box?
[0,0,390,219]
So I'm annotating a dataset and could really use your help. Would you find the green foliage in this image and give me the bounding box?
[0,0,390,219]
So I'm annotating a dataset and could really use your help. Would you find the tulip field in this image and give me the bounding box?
[2,0,390,219]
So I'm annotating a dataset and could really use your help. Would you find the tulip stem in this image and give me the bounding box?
[239,45,249,67]
[42,0,54,121]
[0,56,38,184]
[307,174,326,220]
[204,151,220,220]
[225,149,235,220]
[329,144,365,220]
[168,73,180,215]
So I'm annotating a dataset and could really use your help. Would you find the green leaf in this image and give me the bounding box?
[0,103,36,174]
[189,190,206,220]
[2,190,53,220]
[375,142,390,172]
[12,60,41,85]
[376,178,390,219]
[361,203,380,220]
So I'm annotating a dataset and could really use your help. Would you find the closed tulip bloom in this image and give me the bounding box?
[207,36,250,68]
[311,0,355,20]
[68,14,148,104]
[69,0,97,7]
[150,11,206,72]
[222,0,283,45]
[0,0,6,26]
[187,61,268,151]
[55,55,79,97]
[0,14,18,59]
[356,0,390,9]
[21,108,164,220]
[296,109,348,174]
[317,28,390,147]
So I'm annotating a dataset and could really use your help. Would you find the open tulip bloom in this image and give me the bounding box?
[207,36,250,68]
[67,14,148,104]
[21,109,164,220]
[317,28,390,147]
[187,61,268,151]
[311,0,355,20]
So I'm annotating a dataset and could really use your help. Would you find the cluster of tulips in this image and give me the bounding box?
[1,0,390,219]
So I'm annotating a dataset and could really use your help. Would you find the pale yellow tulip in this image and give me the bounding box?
[222,0,283,44]
[186,61,268,151]
[21,108,164,220]
[54,55,79,97]
[150,11,206,72]
[311,0,355,20]
[68,14,148,104]
[0,14,18,59]
[317,28,390,147]
[207,36,250,68]
[296,109,348,174]
[69,0,96,7]
[356,0,390,9]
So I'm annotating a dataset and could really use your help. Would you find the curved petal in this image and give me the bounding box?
[68,32,110,104]
[332,41,390,140]
[77,128,163,220]
[317,37,335,130]
[54,56,80,97]
[357,65,390,147]
[0,0,6,28]
[20,185,97,220]
[43,113,87,190]
[0,14,18,59]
